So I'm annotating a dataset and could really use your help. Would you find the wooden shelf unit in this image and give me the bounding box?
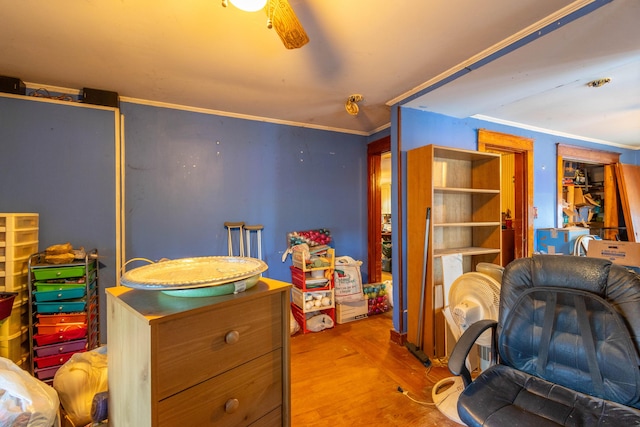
[407,145,501,358]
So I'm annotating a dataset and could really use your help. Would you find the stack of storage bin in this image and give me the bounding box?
[0,213,39,368]
[28,249,99,384]
[289,247,336,333]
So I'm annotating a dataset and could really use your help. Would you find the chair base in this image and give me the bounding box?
[432,376,465,425]
[458,364,640,427]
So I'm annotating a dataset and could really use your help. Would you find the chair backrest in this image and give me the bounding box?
[498,255,640,408]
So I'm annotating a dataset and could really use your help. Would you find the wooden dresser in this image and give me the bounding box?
[106,278,291,427]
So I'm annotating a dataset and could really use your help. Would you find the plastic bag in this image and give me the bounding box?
[290,309,300,335]
[334,256,364,302]
[306,313,334,332]
[0,356,60,427]
[53,346,108,427]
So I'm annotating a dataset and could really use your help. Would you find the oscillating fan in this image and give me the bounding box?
[433,270,502,425]
[448,272,501,355]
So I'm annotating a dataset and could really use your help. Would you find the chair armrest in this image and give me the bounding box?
[448,319,497,387]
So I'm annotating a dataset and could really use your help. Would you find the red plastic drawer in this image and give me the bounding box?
[34,350,83,368]
[33,326,87,346]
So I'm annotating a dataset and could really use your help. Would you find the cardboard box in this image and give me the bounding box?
[587,240,640,267]
[536,227,590,255]
[336,299,368,324]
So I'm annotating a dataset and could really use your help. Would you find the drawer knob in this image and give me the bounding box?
[225,330,240,345]
[224,398,239,414]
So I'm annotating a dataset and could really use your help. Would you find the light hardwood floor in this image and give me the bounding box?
[290,312,462,426]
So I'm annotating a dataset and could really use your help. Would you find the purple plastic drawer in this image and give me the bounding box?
[34,365,62,380]
[33,338,87,357]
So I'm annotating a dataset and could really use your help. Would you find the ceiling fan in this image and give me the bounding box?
[222,0,309,49]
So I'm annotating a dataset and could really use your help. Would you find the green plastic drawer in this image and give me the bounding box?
[33,287,86,302]
[35,283,86,292]
[33,270,97,287]
[32,265,86,281]
[34,299,86,314]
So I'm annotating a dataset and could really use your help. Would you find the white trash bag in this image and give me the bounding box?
[0,356,60,427]
[53,346,108,427]
[306,313,334,332]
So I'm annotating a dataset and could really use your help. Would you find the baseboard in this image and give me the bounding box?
[389,329,406,345]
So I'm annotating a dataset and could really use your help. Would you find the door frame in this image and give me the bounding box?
[556,143,621,240]
[367,136,391,284]
[478,129,534,258]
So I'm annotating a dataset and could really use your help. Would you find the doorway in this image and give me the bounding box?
[556,144,622,241]
[478,129,534,259]
[381,152,392,281]
[367,136,391,283]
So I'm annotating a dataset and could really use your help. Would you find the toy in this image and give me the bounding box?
[287,229,331,247]
[363,283,389,315]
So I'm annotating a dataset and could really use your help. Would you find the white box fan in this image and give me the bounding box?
[432,267,502,425]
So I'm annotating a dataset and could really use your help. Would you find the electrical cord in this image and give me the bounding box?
[29,88,75,102]
[429,356,449,367]
[423,356,450,380]
[397,386,436,406]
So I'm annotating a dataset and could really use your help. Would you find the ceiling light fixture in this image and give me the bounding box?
[221,0,267,12]
[587,78,611,88]
[345,94,364,116]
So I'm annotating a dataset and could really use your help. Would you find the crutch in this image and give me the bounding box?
[244,224,264,260]
[224,221,245,256]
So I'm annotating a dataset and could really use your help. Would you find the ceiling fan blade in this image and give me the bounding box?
[266,0,309,49]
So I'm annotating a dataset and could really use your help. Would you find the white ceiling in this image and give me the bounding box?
[1,0,638,148]
[404,0,640,149]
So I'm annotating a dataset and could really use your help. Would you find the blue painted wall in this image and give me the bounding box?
[119,102,369,283]
[0,96,118,340]
[1,95,369,343]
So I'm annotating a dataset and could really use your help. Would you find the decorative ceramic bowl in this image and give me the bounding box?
[120,256,268,297]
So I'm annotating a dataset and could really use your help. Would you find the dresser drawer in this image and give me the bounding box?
[155,292,283,400]
[248,407,282,427]
[157,350,282,427]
